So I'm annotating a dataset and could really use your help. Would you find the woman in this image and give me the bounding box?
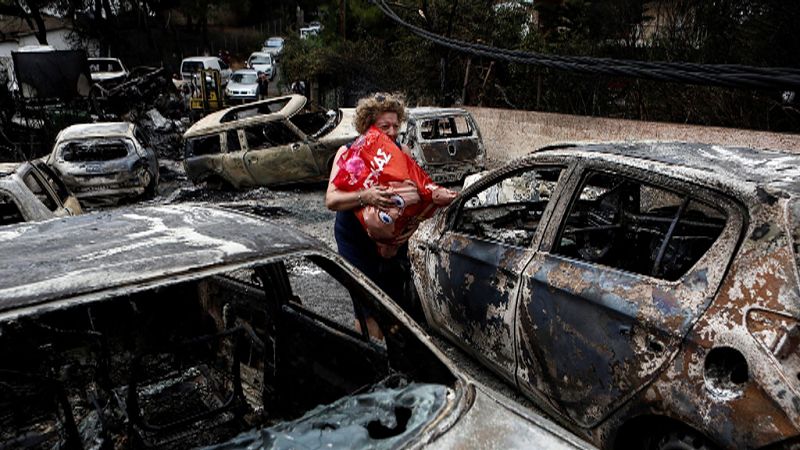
[325,93,455,338]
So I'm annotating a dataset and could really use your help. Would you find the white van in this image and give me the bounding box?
[180,56,232,86]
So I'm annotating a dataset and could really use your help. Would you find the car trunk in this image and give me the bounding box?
[0,258,457,449]
[419,137,483,165]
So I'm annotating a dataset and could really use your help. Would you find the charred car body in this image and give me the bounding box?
[410,142,800,449]
[183,95,358,188]
[0,160,81,225]
[47,122,159,204]
[399,108,486,184]
[0,204,592,450]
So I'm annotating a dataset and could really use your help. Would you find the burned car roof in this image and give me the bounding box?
[537,141,800,197]
[184,94,307,138]
[408,106,472,117]
[0,204,320,314]
[56,122,134,140]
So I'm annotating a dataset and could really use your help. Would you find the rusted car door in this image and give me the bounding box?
[243,120,322,185]
[420,164,568,381]
[515,163,743,427]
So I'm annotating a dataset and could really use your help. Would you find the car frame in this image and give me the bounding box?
[182,94,358,189]
[410,141,800,449]
[47,122,159,204]
[0,204,593,450]
[399,107,487,184]
[0,160,81,225]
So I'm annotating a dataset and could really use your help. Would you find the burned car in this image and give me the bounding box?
[47,122,159,204]
[399,108,486,184]
[410,142,800,449]
[0,204,592,450]
[0,160,81,225]
[183,95,358,188]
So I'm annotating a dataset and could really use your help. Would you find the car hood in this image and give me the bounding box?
[250,63,272,70]
[427,385,595,449]
[201,382,451,449]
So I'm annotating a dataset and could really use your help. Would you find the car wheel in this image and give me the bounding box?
[649,429,717,450]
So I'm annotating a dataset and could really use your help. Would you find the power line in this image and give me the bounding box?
[373,0,800,91]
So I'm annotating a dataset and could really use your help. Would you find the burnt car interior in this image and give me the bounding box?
[0,255,455,449]
[59,140,131,162]
[554,171,727,280]
[243,122,298,148]
[419,116,472,140]
[0,192,24,224]
[289,110,338,139]
[455,167,564,247]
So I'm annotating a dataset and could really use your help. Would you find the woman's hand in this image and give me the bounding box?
[433,188,458,206]
[361,185,395,209]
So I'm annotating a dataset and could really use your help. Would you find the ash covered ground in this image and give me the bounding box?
[141,157,536,409]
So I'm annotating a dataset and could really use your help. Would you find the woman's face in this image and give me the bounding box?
[374,112,401,140]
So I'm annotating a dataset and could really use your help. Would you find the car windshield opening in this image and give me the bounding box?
[289,111,336,138]
[59,139,131,162]
[554,171,728,281]
[0,192,24,225]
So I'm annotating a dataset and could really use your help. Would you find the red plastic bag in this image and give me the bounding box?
[332,126,444,256]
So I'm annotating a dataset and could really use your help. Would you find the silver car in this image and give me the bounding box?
[224,69,259,103]
[47,122,159,204]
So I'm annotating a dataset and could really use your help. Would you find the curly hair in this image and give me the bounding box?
[353,92,407,135]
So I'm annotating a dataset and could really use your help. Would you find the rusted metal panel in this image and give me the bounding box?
[411,142,800,449]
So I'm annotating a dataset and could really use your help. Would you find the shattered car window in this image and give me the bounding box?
[285,256,358,333]
[244,122,299,148]
[420,115,473,140]
[58,139,132,162]
[457,167,563,247]
[89,60,123,72]
[554,171,727,280]
[185,134,222,156]
[226,130,241,152]
[22,172,58,211]
[0,192,24,225]
[289,111,334,138]
[32,162,72,205]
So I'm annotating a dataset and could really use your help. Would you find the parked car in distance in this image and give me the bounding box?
[47,122,159,205]
[0,160,81,226]
[399,107,486,184]
[180,56,232,86]
[183,94,358,189]
[0,204,594,450]
[225,69,259,103]
[87,57,128,84]
[300,25,320,39]
[247,52,274,80]
[410,141,800,449]
[260,36,285,59]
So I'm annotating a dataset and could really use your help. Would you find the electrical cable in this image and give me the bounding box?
[373,0,800,91]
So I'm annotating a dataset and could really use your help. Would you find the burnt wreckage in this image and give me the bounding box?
[0,205,592,450]
[410,142,800,449]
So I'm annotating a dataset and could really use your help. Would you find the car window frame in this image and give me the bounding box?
[538,159,746,286]
[444,157,578,250]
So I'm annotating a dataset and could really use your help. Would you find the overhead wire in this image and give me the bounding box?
[372,0,800,91]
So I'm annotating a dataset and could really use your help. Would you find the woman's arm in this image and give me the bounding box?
[325,146,395,211]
